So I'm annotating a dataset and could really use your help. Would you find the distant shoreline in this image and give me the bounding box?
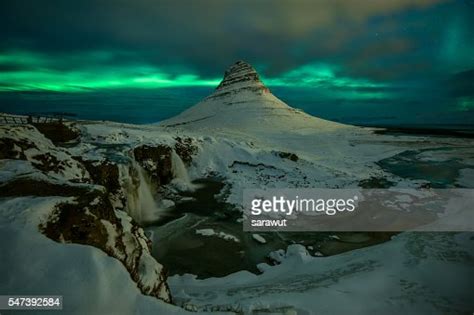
[1,111,473,138]
[371,126,474,138]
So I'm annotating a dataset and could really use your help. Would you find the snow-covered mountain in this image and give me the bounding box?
[160,61,348,133]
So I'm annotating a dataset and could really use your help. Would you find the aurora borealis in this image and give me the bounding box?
[0,0,473,126]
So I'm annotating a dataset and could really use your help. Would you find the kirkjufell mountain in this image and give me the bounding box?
[160,61,347,132]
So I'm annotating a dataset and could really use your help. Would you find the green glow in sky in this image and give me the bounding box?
[0,51,220,92]
[263,63,392,99]
[1,69,222,92]
[265,63,386,89]
[440,17,474,73]
[457,97,474,112]
[0,51,392,100]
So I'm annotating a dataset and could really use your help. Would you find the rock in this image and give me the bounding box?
[214,60,269,95]
[0,178,91,197]
[359,176,395,188]
[81,159,120,193]
[30,152,66,173]
[133,145,173,185]
[0,125,89,182]
[277,151,299,162]
[32,122,80,144]
[174,136,197,166]
[0,132,37,160]
[41,191,172,303]
[0,125,171,303]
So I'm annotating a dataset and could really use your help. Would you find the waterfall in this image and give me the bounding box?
[120,158,163,224]
[119,150,195,224]
[171,150,195,191]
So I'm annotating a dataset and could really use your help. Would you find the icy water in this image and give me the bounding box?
[146,143,474,278]
[378,146,473,188]
[146,179,394,278]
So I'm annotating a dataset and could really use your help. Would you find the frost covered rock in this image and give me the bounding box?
[196,228,240,243]
[0,125,90,182]
[174,136,198,166]
[41,192,172,302]
[0,125,172,303]
[32,121,80,144]
[133,144,173,186]
[80,159,121,193]
[267,244,311,265]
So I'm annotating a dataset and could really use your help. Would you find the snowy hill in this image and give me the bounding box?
[160,61,348,133]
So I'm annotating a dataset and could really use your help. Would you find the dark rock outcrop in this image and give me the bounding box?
[359,176,395,188]
[0,179,91,197]
[208,60,270,100]
[277,151,299,162]
[0,136,37,160]
[41,191,172,302]
[174,136,198,166]
[0,125,172,303]
[81,159,121,193]
[133,145,173,185]
[32,122,80,144]
[0,125,89,182]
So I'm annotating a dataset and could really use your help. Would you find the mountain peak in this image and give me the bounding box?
[215,60,268,93]
[160,60,346,132]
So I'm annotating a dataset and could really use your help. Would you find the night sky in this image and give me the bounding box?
[0,0,473,126]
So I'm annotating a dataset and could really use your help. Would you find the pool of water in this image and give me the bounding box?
[145,145,474,278]
[378,147,473,188]
[146,179,395,278]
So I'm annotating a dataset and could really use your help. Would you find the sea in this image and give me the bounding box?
[0,86,472,130]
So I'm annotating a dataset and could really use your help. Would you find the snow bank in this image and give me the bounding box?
[169,232,474,314]
[196,228,240,243]
[0,197,189,315]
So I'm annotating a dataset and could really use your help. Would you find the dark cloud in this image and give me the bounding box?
[2,0,469,80]
[0,0,473,126]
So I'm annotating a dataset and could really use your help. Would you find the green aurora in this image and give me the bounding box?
[0,51,392,100]
[0,0,472,125]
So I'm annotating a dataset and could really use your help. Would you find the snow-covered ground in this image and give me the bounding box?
[1,195,472,314]
[0,197,190,315]
[169,232,474,314]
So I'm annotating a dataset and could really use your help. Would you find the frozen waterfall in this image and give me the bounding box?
[120,158,163,224]
[171,150,195,191]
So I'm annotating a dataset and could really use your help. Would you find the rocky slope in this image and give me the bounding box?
[0,122,202,303]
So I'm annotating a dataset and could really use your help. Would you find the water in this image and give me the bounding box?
[378,147,473,187]
[2,87,472,127]
[170,150,195,191]
[147,179,395,278]
[120,159,164,224]
[119,151,196,224]
[145,145,474,277]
